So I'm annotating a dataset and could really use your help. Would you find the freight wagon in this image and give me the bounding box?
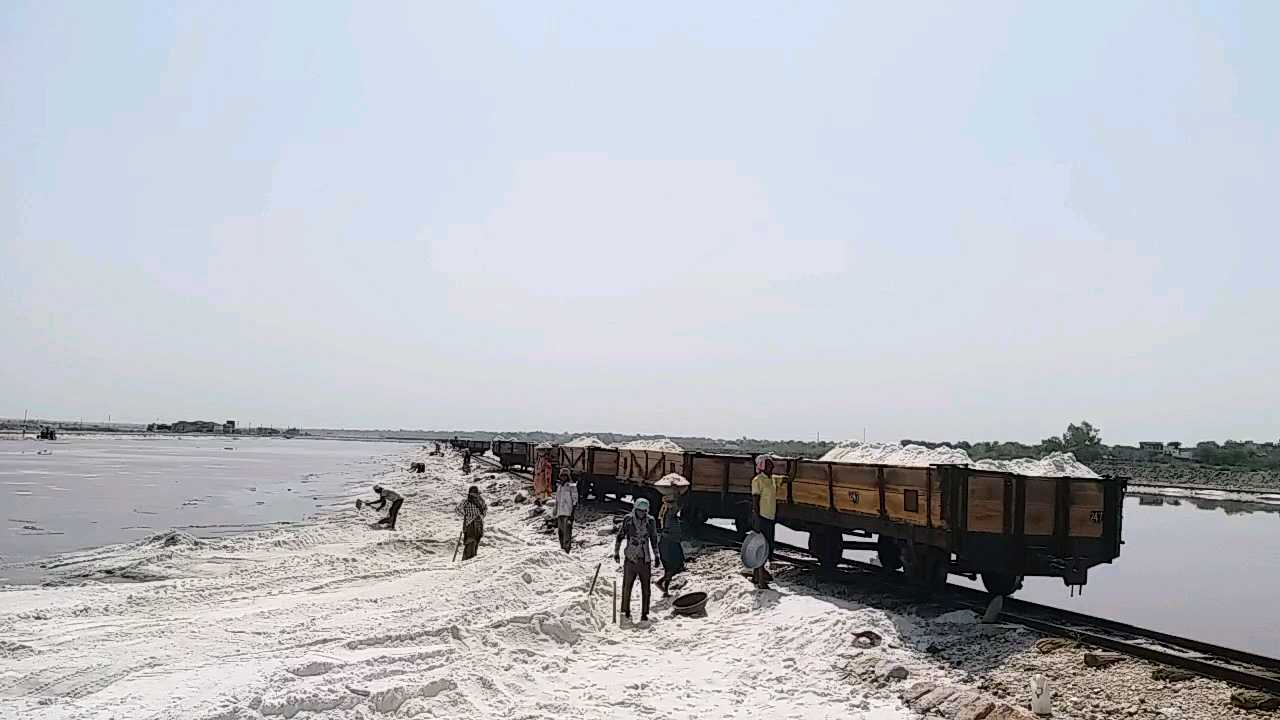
[558,448,1125,596]
[490,439,535,469]
[555,445,619,497]
[448,438,491,456]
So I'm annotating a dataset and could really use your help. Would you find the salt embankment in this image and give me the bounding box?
[0,447,916,719]
[820,441,1100,478]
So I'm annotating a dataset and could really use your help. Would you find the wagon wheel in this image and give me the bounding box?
[807,527,842,571]
[900,542,922,581]
[875,535,902,573]
[902,544,947,596]
[980,572,1023,597]
[923,549,949,594]
[682,506,708,536]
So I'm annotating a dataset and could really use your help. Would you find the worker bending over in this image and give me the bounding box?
[362,485,404,531]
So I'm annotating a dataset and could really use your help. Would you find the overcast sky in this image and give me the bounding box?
[3,2,1277,445]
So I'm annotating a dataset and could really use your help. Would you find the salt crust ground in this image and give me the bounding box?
[0,448,1251,720]
[0,448,918,719]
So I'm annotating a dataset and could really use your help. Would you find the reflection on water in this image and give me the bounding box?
[1131,490,1280,516]
[0,436,402,584]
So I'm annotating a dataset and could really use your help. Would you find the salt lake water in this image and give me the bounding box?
[1010,491,1280,658]
[0,435,402,584]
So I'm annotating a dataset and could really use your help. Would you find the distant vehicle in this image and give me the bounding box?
[449,438,490,456]
[490,440,534,469]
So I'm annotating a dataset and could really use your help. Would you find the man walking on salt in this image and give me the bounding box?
[554,469,578,553]
[656,484,686,597]
[614,498,661,622]
[457,485,487,560]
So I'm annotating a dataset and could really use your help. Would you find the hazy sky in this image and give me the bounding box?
[3,2,1277,444]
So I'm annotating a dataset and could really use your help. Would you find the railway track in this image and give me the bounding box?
[466,452,1280,694]
[694,524,1280,695]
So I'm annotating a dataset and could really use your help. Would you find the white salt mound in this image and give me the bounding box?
[563,436,610,448]
[973,452,1100,478]
[617,438,684,452]
[819,441,970,467]
[654,473,690,488]
[819,441,1099,479]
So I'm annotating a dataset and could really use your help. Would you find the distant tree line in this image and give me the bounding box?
[903,421,1105,462]
[907,421,1280,471]
[404,421,1280,470]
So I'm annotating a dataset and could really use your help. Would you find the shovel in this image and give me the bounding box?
[451,528,465,562]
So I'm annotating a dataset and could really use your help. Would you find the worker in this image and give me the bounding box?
[533,448,553,499]
[462,448,472,474]
[656,490,686,598]
[457,485,487,560]
[554,468,578,553]
[751,455,782,589]
[362,485,404,531]
[614,497,661,622]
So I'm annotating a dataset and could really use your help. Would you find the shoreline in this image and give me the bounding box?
[0,436,406,587]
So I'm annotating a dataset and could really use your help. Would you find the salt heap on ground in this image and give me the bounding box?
[820,441,1099,478]
[616,438,684,452]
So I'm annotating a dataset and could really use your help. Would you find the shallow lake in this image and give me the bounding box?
[1007,491,1280,658]
[0,435,403,584]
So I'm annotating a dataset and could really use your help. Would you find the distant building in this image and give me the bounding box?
[1162,441,1182,457]
[223,420,236,434]
[172,420,218,433]
[1105,445,1144,461]
[1138,442,1164,453]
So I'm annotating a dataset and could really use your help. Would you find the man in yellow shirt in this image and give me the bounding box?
[750,455,782,589]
